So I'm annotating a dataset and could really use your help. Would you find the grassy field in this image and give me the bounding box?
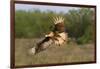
[15,38,95,66]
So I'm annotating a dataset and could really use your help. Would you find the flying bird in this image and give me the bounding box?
[30,16,68,55]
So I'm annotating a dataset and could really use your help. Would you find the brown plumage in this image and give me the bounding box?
[30,16,68,54]
[54,22,65,33]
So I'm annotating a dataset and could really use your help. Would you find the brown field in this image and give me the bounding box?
[15,38,95,66]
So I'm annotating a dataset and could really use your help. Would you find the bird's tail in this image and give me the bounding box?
[31,37,53,55]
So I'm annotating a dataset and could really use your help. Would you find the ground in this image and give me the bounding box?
[15,38,95,66]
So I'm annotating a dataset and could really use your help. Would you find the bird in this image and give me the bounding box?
[30,16,68,55]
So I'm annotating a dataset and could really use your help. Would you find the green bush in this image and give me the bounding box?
[15,8,95,44]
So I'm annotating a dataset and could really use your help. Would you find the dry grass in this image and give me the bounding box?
[15,38,95,66]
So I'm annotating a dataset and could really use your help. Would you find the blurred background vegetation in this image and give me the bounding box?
[15,8,95,44]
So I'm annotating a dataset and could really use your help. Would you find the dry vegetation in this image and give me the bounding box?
[15,38,95,66]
